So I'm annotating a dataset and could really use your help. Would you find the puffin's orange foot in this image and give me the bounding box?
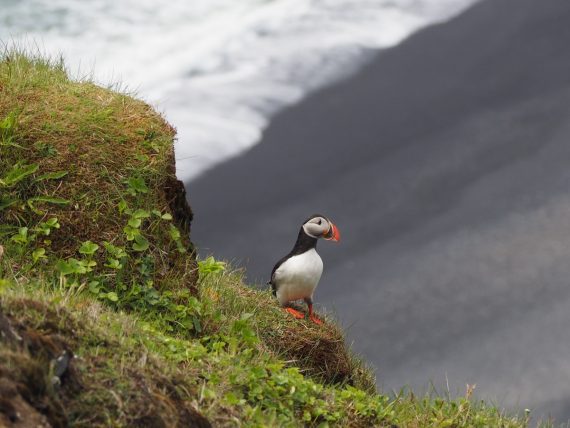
[285,307,305,319]
[309,314,323,325]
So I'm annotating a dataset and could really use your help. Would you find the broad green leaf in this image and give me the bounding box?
[123,225,139,241]
[45,218,60,228]
[32,248,46,262]
[0,111,17,137]
[169,224,181,241]
[127,177,148,194]
[82,259,97,272]
[10,227,29,245]
[27,196,70,205]
[58,258,89,275]
[105,258,122,269]
[56,260,76,275]
[105,291,119,302]
[198,256,226,276]
[69,259,87,274]
[128,217,142,228]
[88,281,101,294]
[33,170,68,182]
[35,218,60,236]
[161,213,173,221]
[79,241,99,256]
[27,196,70,214]
[1,163,38,187]
[103,242,127,259]
[118,200,127,214]
[132,209,151,219]
[132,234,149,252]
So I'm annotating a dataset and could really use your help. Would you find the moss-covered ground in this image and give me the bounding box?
[0,49,547,427]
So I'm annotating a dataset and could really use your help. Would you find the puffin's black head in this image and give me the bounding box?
[302,214,340,242]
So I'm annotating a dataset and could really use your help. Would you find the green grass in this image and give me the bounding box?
[0,275,537,427]
[0,48,550,427]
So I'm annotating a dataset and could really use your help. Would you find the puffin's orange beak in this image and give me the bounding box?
[324,222,340,242]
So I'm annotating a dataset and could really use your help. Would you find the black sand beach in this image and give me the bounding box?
[188,0,570,420]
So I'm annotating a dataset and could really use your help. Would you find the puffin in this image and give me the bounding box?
[268,214,340,324]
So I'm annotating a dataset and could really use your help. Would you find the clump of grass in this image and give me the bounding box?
[198,265,376,391]
[0,284,210,427]
[0,280,538,428]
[0,47,197,329]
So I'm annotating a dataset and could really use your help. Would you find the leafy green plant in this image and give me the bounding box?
[168,224,187,253]
[0,111,18,147]
[55,240,100,287]
[35,218,60,236]
[79,240,99,256]
[88,280,119,303]
[126,176,149,195]
[103,241,127,270]
[56,257,95,275]
[0,162,38,187]
[198,256,226,277]
[32,248,47,263]
[132,234,150,252]
[122,208,152,252]
[0,150,69,215]
[34,141,58,157]
[10,227,32,246]
[26,196,70,214]
[5,218,60,263]
[153,209,172,221]
[33,170,68,182]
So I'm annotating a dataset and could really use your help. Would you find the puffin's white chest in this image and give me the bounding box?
[274,249,323,305]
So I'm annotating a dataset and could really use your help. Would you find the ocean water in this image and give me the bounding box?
[0,0,478,180]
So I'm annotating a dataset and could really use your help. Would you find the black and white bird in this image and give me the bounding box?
[268,214,340,324]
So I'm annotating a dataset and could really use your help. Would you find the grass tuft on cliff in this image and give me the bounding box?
[0,49,544,427]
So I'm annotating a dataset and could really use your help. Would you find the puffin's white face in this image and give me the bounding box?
[302,215,340,241]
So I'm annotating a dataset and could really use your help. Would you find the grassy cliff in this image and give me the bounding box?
[0,51,541,427]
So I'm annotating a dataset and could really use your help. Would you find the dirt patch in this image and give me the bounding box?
[0,303,72,427]
[0,299,211,428]
[0,378,51,428]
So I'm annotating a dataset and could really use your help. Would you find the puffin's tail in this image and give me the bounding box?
[267,280,277,296]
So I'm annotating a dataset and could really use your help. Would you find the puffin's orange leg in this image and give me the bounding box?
[285,307,305,319]
[308,303,323,325]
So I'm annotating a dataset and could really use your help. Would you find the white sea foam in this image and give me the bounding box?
[0,0,479,180]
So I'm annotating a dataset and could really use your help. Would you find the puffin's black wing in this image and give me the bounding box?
[268,225,315,295]
[268,254,290,296]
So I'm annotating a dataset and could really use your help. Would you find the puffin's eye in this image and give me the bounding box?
[317,219,322,225]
